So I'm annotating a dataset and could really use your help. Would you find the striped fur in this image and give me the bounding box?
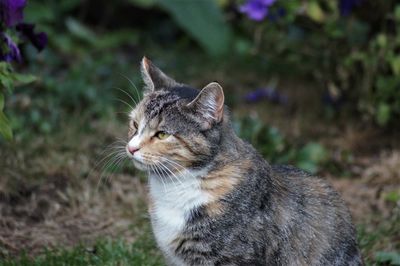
[125,58,363,266]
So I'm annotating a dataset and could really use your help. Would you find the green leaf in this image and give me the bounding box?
[24,1,56,24]
[0,62,14,92]
[296,143,327,174]
[390,56,400,76]
[395,5,400,21]
[0,93,4,111]
[384,191,400,203]
[296,160,318,174]
[307,2,325,22]
[66,17,97,45]
[375,251,400,265]
[13,73,37,86]
[97,29,139,49]
[376,34,387,48]
[157,0,232,56]
[299,143,328,163]
[0,110,13,140]
[376,102,391,126]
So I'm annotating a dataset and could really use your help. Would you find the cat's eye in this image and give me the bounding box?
[129,121,139,137]
[155,131,170,140]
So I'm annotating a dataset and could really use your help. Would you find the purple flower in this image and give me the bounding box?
[245,87,288,104]
[239,0,277,21]
[17,23,48,51]
[0,32,21,62]
[339,0,362,16]
[0,0,26,28]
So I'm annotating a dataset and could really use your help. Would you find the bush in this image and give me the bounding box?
[238,0,400,126]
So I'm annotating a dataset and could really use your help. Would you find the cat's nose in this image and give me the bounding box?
[127,145,140,155]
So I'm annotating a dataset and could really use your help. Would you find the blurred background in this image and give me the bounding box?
[0,0,399,264]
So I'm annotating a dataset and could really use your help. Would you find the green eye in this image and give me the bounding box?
[155,131,170,140]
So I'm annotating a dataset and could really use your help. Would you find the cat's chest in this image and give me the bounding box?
[148,173,209,264]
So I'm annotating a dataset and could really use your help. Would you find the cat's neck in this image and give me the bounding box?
[214,121,253,162]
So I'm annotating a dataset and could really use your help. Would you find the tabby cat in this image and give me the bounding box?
[125,57,363,266]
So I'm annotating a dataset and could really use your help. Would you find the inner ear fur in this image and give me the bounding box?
[187,82,225,125]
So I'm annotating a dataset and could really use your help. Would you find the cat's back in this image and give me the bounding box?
[266,164,363,265]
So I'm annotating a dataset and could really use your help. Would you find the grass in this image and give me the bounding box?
[1,235,163,266]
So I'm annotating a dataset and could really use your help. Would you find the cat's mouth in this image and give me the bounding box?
[125,147,148,171]
[131,159,148,171]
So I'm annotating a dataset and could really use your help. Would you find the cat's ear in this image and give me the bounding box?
[141,57,178,93]
[187,82,225,128]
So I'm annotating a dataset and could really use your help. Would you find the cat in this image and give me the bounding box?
[125,57,363,266]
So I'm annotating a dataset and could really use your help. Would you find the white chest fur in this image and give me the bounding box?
[148,169,209,265]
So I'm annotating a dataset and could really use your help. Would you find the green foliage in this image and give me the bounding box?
[1,237,163,266]
[357,208,400,265]
[246,0,400,127]
[234,116,328,174]
[0,105,12,140]
[375,251,400,265]
[296,143,328,174]
[0,62,37,140]
[157,0,232,56]
[384,191,400,203]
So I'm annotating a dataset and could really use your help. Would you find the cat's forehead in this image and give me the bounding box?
[145,86,199,117]
[129,86,199,124]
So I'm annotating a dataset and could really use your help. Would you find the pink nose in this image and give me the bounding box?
[128,145,139,155]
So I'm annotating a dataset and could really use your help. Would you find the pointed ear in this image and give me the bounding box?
[141,57,178,93]
[187,82,225,128]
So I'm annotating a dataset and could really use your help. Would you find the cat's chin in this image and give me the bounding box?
[132,159,148,171]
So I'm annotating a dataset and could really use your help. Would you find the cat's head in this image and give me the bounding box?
[126,57,226,173]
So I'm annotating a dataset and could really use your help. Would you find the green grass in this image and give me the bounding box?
[1,235,163,266]
[357,210,400,266]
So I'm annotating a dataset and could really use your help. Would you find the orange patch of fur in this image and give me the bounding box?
[202,159,253,216]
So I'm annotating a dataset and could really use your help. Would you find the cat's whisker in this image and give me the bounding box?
[115,98,135,110]
[156,160,187,187]
[156,155,197,181]
[151,164,167,192]
[114,111,131,116]
[118,73,142,103]
[96,151,127,189]
[156,164,172,193]
[160,162,190,191]
[90,144,126,181]
[104,154,128,184]
[143,153,195,191]
[158,161,184,186]
[141,154,182,191]
[99,140,127,155]
[156,162,181,192]
[114,87,138,107]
